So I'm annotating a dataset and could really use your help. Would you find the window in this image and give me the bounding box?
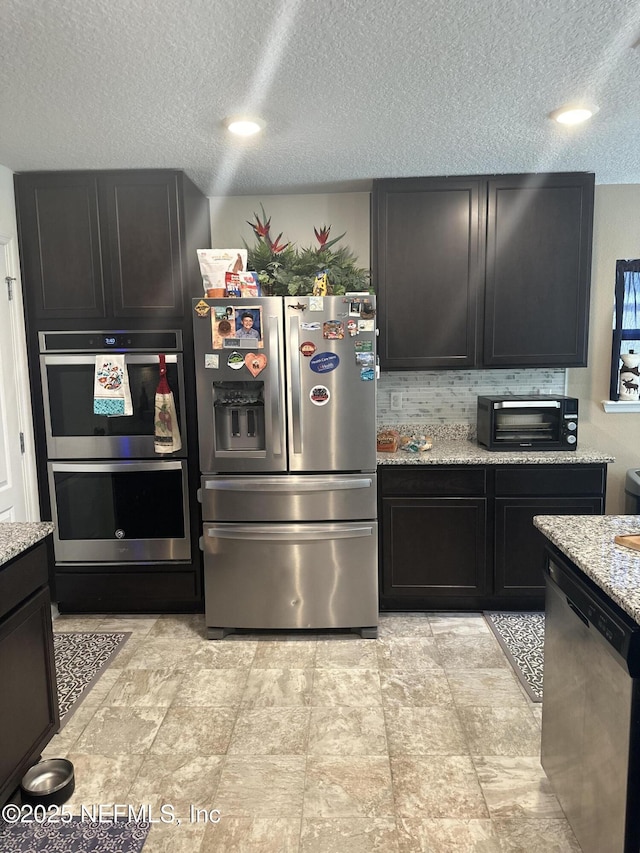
[610,259,640,401]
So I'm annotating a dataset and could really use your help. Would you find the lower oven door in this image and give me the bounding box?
[202,521,378,631]
[48,460,191,563]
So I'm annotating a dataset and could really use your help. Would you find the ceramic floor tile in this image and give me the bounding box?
[251,640,317,668]
[74,706,167,754]
[62,753,145,811]
[308,706,388,755]
[300,817,399,852]
[44,611,569,846]
[428,613,491,637]
[97,616,160,637]
[52,615,106,632]
[396,817,503,852]
[315,639,379,668]
[149,707,237,756]
[104,667,183,707]
[379,668,453,708]
[192,641,259,669]
[492,817,582,851]
[111,638,202,671]
[311,668,382,706]
[215,756,306,817]
[127,753,225,818]
[202,816,301,852]
[142,822,207,853]
[458,706,541,756]
[228,707,310,754]
[376,637,443,671]
[304,756,395,818]
[146,614,208,639]
[473,755,565,819]
[241,668,313,707]
[172,668,249,707]
[385,706,469,756]
[436,635,510,670]
[447,668,530,708]
[377,613,433,638]
[391,755,489,819]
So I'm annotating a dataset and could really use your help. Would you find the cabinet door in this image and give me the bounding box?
[373,177,484,369]
[0,585,58,805]
[101,172,184,318]
[494,496,603,597]
[484,173,594,367]
[381,497,487,598]
[15,173,107,320]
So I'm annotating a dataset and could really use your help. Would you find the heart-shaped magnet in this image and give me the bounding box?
[245,353,268,377]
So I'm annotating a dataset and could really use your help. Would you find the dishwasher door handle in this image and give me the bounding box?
[567,597,589,627]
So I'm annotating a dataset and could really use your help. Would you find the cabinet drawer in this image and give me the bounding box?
[495,465,605,497]
[0,543,49,622]
[379,466,487,497]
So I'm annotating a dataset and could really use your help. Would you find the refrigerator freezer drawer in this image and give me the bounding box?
[202,521,378,632]
[200,473,377,522]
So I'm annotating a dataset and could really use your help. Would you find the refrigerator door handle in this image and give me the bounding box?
[206,524,375,541]
[203,476,373,492]
[289,315,302,454]
[268,314,283,457]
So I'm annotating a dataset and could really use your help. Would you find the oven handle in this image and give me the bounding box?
[50,461,184,473]
[205,524,375,541]
[493,400,560,409]
[42,354,179,365]
[203,477,373,492]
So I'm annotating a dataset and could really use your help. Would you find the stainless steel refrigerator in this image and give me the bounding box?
[192,294,378,639]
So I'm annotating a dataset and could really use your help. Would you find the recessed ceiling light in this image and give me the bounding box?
[550,105,599,125]
[223,116,265,136]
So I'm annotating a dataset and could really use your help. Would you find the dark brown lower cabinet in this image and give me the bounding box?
[0,540,59,806]
[379,463,606,611]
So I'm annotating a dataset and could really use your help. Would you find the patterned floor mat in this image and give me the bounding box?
[484,612,544,702]
[0,817,150,852]
[54,632,130,728]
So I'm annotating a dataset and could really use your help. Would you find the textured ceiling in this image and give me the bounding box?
[1,0,639,196]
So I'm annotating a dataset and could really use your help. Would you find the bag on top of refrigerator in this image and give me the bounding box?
[197,249,247,295]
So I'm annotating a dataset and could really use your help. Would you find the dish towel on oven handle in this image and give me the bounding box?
[154,354,182,454]
[93,354,133,416]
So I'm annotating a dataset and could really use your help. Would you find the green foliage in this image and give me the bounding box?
[244,209,371,296]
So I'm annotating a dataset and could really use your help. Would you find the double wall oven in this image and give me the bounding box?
[39,330,190,567]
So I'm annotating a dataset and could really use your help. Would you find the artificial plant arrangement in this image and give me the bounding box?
[244,205,371,296]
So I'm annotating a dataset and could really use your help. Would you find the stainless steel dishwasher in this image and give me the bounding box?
[541,550,640,853]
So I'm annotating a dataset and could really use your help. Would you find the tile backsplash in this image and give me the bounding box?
[377,368,567,427]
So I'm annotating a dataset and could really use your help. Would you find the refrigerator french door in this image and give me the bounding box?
[193,295,378,639]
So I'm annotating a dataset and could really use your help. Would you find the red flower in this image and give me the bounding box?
[247,211,271,240]
[270,233,289,254]
[314,225,331,248]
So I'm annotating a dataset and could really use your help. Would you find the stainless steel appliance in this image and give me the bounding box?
[193,295,378,639]
[541,550,640,853]
[477,394,578,451]
[38,330,191,567]
[39,330,186,458]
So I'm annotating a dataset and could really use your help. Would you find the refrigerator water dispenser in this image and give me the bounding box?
[213,382,265,451]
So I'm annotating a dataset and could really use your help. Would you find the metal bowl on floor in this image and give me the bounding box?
[20,758,75,807]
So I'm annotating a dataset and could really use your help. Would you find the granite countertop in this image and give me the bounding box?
[377,440,614,466]
[0,522,55,567]
[533,515,640,623]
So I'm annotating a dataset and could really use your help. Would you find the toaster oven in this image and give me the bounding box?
[477,395,578,451]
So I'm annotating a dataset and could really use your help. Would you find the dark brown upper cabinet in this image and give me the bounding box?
[15,170,210,325]
[372,172,594,370]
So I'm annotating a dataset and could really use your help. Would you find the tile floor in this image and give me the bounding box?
[44,612,581,852]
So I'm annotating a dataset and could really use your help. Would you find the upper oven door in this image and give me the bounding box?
[40,354,187,458]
